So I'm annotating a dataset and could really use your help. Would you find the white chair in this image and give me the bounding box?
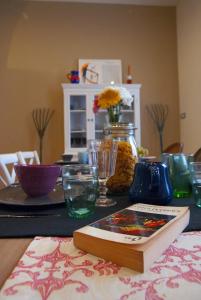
[0,153,19,186]
[17,151,40,165]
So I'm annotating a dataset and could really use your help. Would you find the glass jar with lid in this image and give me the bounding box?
[103,122,138,193]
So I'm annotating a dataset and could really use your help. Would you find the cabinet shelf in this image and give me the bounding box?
[98,109,134,113]
[122,110,134,113]
[71,130,86,133]
[70,110,86,112]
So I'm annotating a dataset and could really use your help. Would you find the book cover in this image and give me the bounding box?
[73,204,190,272]
[75,204,189,244]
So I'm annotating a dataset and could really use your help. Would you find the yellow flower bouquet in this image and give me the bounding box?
[93,86,133,123]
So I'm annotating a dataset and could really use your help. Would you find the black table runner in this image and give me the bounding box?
[0,186,200,238]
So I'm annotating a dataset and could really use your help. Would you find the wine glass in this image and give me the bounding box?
[88,139,118,207]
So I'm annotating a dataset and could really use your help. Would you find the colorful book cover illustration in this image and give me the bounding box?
[91,209,175,238]
[81,204,189,244]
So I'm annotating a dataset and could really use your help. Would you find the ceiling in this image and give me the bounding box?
[29,0,178,7]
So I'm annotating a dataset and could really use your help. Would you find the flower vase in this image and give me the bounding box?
[107,106,121,124]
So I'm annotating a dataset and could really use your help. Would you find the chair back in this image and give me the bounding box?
[193,147,201,162]
[17,151,40,165]
[0,153,19,186]
[163,142,184,153]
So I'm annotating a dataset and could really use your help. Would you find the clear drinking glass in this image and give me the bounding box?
[62,164,98,218]
[189,162,201,208]
[88,139,118,207]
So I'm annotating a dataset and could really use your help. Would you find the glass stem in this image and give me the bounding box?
[99,178,108,199]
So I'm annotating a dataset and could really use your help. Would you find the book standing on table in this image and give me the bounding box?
[74,203,190,272]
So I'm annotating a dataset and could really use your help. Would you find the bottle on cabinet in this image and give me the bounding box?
[126,65,133,84]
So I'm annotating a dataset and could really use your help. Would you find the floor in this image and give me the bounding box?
[0,238,32,289]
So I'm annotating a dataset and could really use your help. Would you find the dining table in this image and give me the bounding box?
[0,184,200,299]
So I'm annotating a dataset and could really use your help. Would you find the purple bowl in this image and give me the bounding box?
[14,164,61,197]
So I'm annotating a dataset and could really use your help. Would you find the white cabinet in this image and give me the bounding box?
[62,83,141,155]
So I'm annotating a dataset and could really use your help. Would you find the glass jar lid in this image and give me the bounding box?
[103,122,137,136]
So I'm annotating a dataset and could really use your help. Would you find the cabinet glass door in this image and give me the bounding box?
[121,99,135,123]
[70,95,86,148]
[94,109,107,140]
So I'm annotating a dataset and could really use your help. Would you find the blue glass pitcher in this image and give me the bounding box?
[129,161,173,205]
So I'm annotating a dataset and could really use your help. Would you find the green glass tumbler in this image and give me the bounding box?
[161,153,191,198]
[189,162,201,208]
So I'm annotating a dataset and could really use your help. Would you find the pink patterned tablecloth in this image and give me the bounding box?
[0,232,201,300]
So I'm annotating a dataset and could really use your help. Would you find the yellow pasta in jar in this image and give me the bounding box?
[107,141,137,193]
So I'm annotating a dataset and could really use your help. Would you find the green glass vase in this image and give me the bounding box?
[107,105,121,123]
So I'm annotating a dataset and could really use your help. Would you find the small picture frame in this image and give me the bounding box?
[78,59,122,84]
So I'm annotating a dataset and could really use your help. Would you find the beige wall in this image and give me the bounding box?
[177,0,201,154]
[0,0,179,162]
